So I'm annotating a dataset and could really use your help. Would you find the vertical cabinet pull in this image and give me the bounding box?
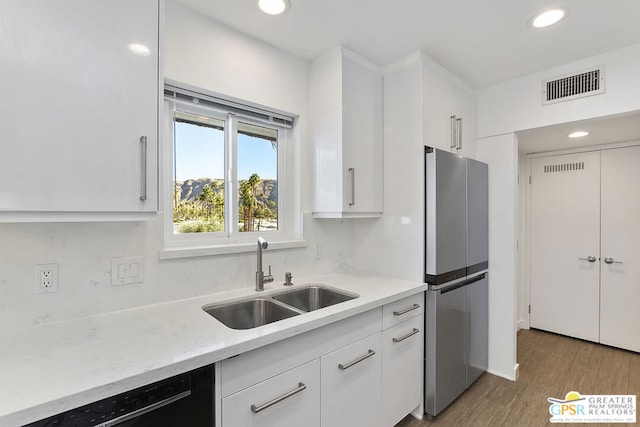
[348,167,356,206]
[338,349,375,370]
[456,117,463,150]
[392,328,420,343]
[250,382,307,413]
[450,115,457,149]
[139,136,148,201]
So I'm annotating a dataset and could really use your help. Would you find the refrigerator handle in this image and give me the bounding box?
[440,273,486,295]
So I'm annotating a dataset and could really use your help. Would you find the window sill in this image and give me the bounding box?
[158,239,308,260]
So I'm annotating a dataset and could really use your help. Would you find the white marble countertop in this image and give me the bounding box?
[0,271,426,426]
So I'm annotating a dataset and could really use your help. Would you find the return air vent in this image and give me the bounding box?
[542,66,605,105]
[543,162,585,173]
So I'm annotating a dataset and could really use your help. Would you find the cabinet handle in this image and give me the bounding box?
[338,349,375,370]
[392,328,420,343]
[603,257,623,264]
[450,115,457,149]
[348,167,356,206]
[139,136,147,201]
[250,382,307,413]
[456,117,463,150]
[393,303,420,316]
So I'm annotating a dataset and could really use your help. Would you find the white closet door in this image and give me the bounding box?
[600,146,640,352]
[529,152,601,342]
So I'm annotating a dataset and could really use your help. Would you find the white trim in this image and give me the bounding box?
[0,212,158,222]
[312,212,382,219]
[517,319,529,330]
[159,239,308,260]
[486,362,519,382]
[160,97,302,251]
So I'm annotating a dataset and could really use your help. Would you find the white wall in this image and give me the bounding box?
[477,133,519,380]
[0,1,353,333]
[351,54,424,281]
[478,43,640,138]
[478,42,640,345]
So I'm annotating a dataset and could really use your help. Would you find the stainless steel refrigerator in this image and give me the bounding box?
[423,146,489,417]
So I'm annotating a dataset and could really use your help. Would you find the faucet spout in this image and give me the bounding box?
[256,237,273,291]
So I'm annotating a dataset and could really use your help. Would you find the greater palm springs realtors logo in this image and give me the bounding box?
[548,391,636,423]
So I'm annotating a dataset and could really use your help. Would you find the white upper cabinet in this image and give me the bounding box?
[0,0,159,221]
[310,47,383,218]
[423,56,477,158]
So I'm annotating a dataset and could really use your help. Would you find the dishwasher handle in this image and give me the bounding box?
[95,390,192,427]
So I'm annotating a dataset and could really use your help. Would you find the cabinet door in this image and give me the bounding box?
[423,59,455,152]
[453,81,477,158]
[0,0,158,215]
[222,359,320,427]
[382,314,423,427]
[341,54,383,214]
[600,146,640,352]
[321,332,382,427]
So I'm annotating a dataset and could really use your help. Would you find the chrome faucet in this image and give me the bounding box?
[256,237,274,291]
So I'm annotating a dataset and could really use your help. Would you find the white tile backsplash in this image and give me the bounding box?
[0,213,354,333]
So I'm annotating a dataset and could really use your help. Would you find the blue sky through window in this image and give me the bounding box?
[175,122,277,182]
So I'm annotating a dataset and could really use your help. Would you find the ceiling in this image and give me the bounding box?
[172,0,640,152]
[518,111,640,154]
[173,0,640,89]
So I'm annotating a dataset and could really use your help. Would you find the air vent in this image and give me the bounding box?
[542,66,605,105]
[543,162,585,173]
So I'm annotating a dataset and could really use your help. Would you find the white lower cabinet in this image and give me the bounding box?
[382,314,424,426]
[217,297,424,427]
[320,332,383,427]
[222,359,320,427]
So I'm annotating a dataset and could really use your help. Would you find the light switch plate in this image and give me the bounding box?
[111,256,144,286]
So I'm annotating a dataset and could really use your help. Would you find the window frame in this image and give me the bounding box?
[162,84,299,253]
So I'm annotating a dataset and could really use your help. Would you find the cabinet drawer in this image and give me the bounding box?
[321,332,382,427]
[382,314,424,427]
[383,293,424,329]
[222,359,320,427]
[220,308,381,397]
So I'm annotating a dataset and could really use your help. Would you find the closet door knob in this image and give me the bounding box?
[603,257,623,264]
[578,256,597,263]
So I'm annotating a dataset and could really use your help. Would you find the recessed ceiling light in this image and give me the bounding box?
[531,9,566,28]
[568,131,589,138]
[128,43,151,57]
[258,0,290,15]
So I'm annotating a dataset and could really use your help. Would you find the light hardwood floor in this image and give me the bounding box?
[396,328,640,426]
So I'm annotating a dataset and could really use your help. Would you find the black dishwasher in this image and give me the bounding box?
[25,365,214,427]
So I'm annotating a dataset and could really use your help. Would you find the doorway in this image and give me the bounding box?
[527,144,640,352]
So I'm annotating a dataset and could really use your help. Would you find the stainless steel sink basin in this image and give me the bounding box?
[203,298,301,330]
[271,285,358,312]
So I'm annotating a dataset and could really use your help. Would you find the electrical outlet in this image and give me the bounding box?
[35,263,59,294]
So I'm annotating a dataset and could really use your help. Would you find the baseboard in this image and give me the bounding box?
[487,363,519,382]
[517,319,529,330]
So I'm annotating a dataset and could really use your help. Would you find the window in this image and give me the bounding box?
[164,82,297,250]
